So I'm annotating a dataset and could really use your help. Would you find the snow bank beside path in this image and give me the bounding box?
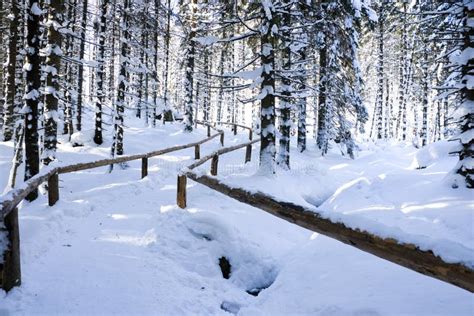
[217,140,474,269]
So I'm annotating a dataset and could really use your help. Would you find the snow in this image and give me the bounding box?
[194,35,219,46]
[214,140,474,269]
[23,89,40,101]
[30,2,43,16]
[0,124,473,314]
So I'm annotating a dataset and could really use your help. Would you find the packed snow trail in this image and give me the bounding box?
[0,124,472,315]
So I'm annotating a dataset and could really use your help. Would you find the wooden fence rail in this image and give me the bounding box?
[213,121,253,140]
[0,122,223,292]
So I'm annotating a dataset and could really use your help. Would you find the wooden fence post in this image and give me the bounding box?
[245,144,252,163]
[233,125,237,135]
[194,145,200,160]
[220,133,224,146]
[207,126,211,137]
[249,130,253,140]
[0,207,21,292]
[177,175,187,208]
[141,157,148,179]
[48,173,59,206]
[211,155,219,176]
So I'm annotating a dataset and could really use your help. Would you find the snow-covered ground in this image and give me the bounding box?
[0,123,473,315]
[216,140,474,269]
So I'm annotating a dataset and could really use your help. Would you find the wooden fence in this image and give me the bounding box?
[0,122,223,292]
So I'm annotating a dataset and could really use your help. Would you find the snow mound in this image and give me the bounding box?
[412,140,454,169]
[70,130,94,147]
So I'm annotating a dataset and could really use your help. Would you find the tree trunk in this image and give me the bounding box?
[316,41,328,154]
[62,0,76,139]
[75,0,87,132]
[375,14,384,140]
[162,0,172,121]
[183,0,197,132]
[259,4,276,174]
[2,0,19,142]
[112,0,128,158]
[454,4,474,188]
[24,0,42,201]
[94,0,107,145]
[42,0,64,166]
[296,41,307,153]
[277,4,292,170]
[421,43,429,147]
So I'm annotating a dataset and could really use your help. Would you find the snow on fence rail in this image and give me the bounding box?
[0,122,223,292]
[177,126,474,293]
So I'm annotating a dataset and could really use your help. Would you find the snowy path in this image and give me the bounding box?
[0,125,473,315]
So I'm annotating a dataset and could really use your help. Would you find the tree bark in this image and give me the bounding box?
[24,0,42,201]
[76,0,88,132]
[43,0,64,166]
[2,0,19,142]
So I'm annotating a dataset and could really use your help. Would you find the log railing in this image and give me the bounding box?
[0,122,223,292]
[177,125,474,293]
[214,121,253,139]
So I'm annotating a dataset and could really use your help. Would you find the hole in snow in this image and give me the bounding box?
[219,256,232,279]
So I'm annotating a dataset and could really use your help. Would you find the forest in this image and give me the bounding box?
[0,0,473,315]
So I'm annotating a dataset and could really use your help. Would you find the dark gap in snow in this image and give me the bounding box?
[187,228,213,241]
[219,256,231,279]
[416,165,427,170]
[220,301,241,314]
[246,287,264,297]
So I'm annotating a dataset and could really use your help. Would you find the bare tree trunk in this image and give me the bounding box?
[76,0,88,132]
[112,0,129,158]
[162,0,172,122]
[277,4,292,170]
[42,0,64,166]
[259,4,276,174]
[24,0,42,201]
[94,0,107,145]
[2,0,19,142]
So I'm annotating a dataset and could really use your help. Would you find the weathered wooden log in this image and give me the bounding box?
[141,157,148,179]
[207,126,211,137]
[211,155,219,176]
[0,207,21,292]
[245,144,252,163]
[194,145,200,160]
[0,170,56,218]
[48,173,59,206]
[185,172,474,293]
[177,175,187,209]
